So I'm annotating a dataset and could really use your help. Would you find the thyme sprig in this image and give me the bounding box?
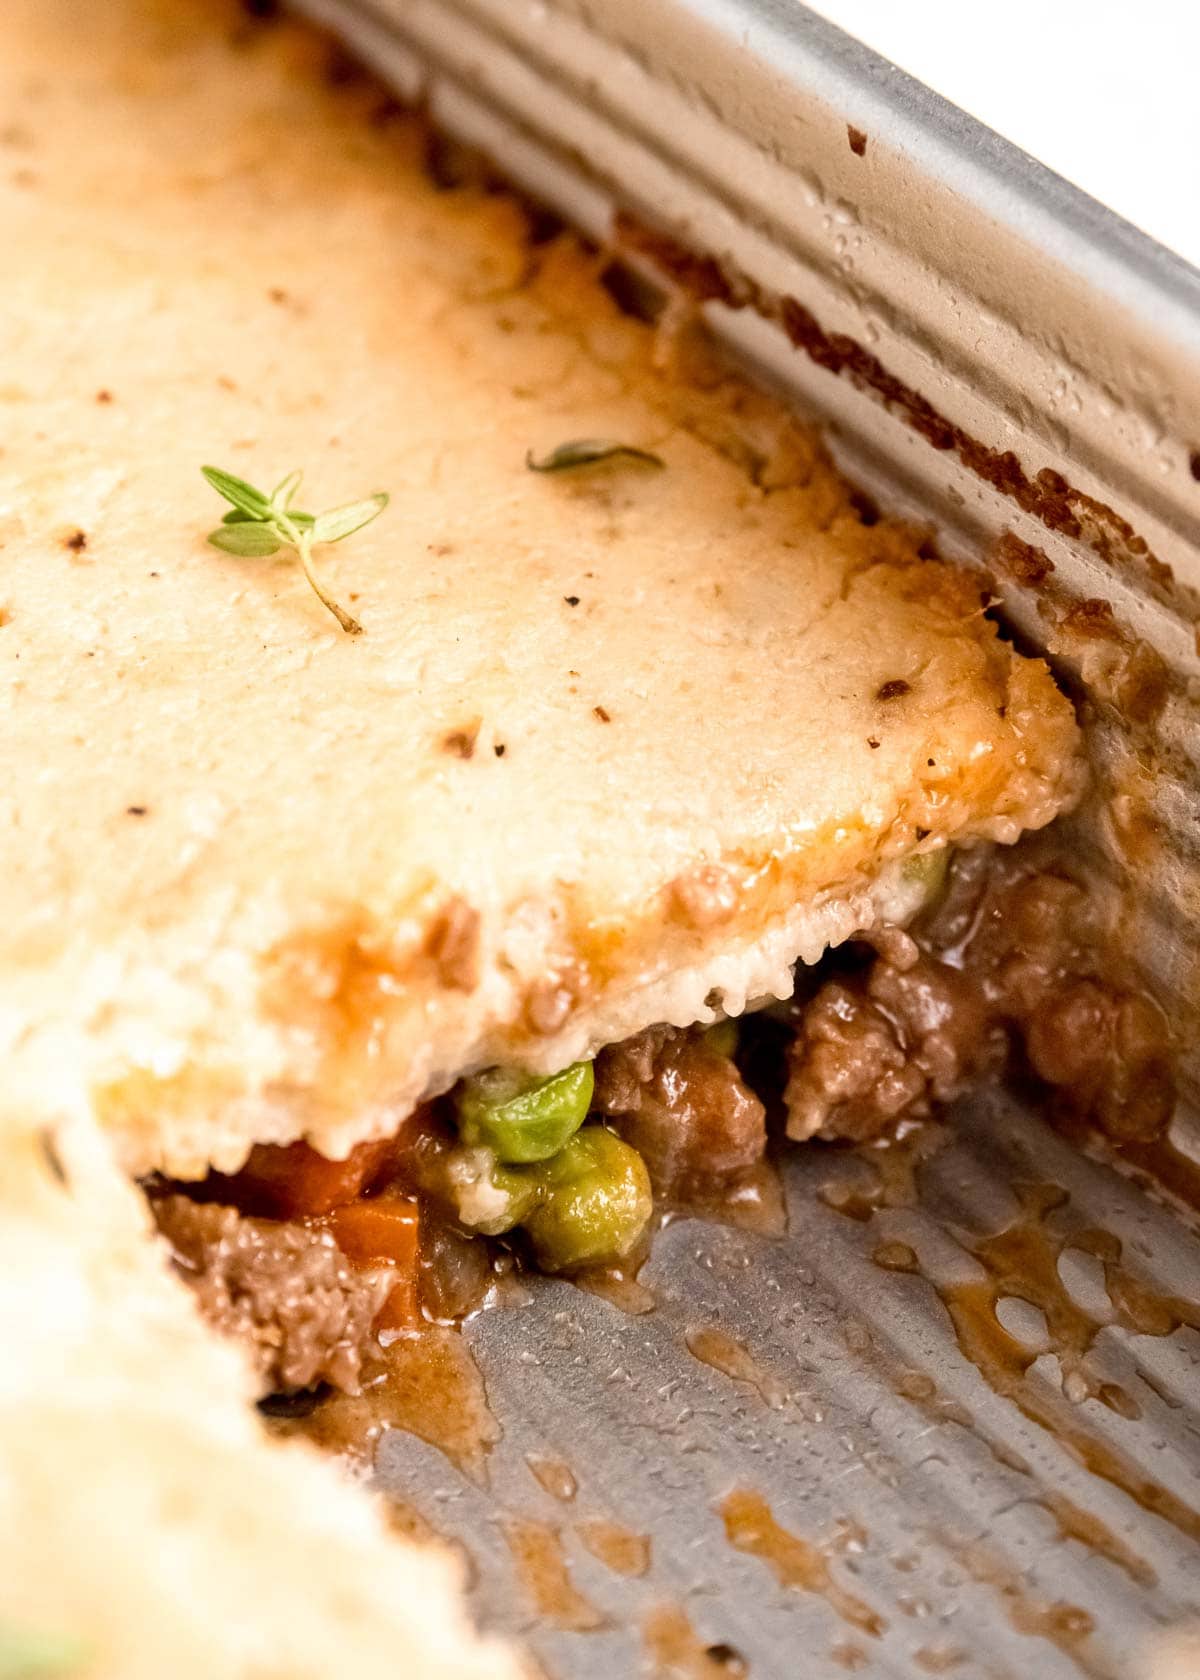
[202,466,387,635]
[525,439,664,473]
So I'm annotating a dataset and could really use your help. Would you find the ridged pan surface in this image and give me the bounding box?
[373,1091,1200,1679]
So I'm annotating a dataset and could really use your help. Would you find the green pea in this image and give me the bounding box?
[455,1060,594,1164]
[522,1126,652,1272]
[901,846,950,908]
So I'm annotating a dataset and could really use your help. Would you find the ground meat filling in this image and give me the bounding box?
[784,853,1175,1145]
[151,1194,392,1395]
[783,949,1003,1143]
[149,850,1175,1395]
[592,1024,766,1196]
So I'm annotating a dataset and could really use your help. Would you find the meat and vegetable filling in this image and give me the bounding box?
[149,843,1173,1398]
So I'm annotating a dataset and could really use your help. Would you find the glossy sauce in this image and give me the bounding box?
[576,1518,652,1577]
[955,1542,1104,1678]
[829,1644,868,1672]
[266,1325,500,1483]
[503,1518,606,1632]
[912,1645,967,1673]
[819,1120,952,1222]
[685,1327,787,1410]
[924,1188,1200,1549]
[719,1490,885,1639]
[829,1122,1200,1565]
[688,1159,788,1239]
[643,1606,749,1676]
[1109,1132,1200,1229]
[574,1260,657,1316]
[525,1454,577,1503]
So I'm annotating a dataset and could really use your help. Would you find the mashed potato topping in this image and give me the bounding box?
[0,0,1081,1186]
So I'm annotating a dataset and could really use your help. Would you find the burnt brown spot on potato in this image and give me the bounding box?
[847,125,868,157]
[876,679,911,701]
[441,722,481,759]
[64,528,87,553]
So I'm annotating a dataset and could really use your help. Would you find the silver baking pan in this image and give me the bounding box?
[286,3,1200,1674]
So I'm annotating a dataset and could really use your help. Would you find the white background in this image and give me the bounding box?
[809,0,1200,269]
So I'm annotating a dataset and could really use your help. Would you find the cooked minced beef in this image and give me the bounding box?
[151,1195,391,1394]
[784,947,1002,1142]
[784,856,1175,1145]
[150,853,1175,1394]
[592,1023,766,1196]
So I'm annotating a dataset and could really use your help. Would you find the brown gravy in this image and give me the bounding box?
[718,1489,885,1639]
[265,1324,500,1484]
[576,1518,652,1578]
[684,1327,787,1410]
[643,1606,749,1677]
[503,1518,606,1633]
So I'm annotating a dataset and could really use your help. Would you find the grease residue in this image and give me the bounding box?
[872,1240,918,1272]
[926,1185,1200,1548]
[718,1490,885,1638]
[384,1496,475,1585]
[685,1326,787,1409]
[690,1159,788,1238]
[913,1644,967,1673]
[829,1122,1200,1560]
[819,1119,949,1221]
[574,1260,656,1315]
[1037,1489,1155,1589]
[264,1325,499,1482]
[576,1518,651,1577]
[829,1644,868,1672]
[525,1454,577,1503]
[956,1541,1104,1677]
[643,1606,749,1676]
[504,1517,606,1632]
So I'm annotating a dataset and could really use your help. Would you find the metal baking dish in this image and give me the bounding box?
[287,3,1200,1674]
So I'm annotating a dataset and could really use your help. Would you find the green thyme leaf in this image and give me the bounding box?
[270,468,304,510]
[200,465,387,635]
[222,506,313,528]
[310,493,389,546]
[207,522,282,557]
[525,439,665,473]
[0,1623,91,1680]
[200,465,272,520]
